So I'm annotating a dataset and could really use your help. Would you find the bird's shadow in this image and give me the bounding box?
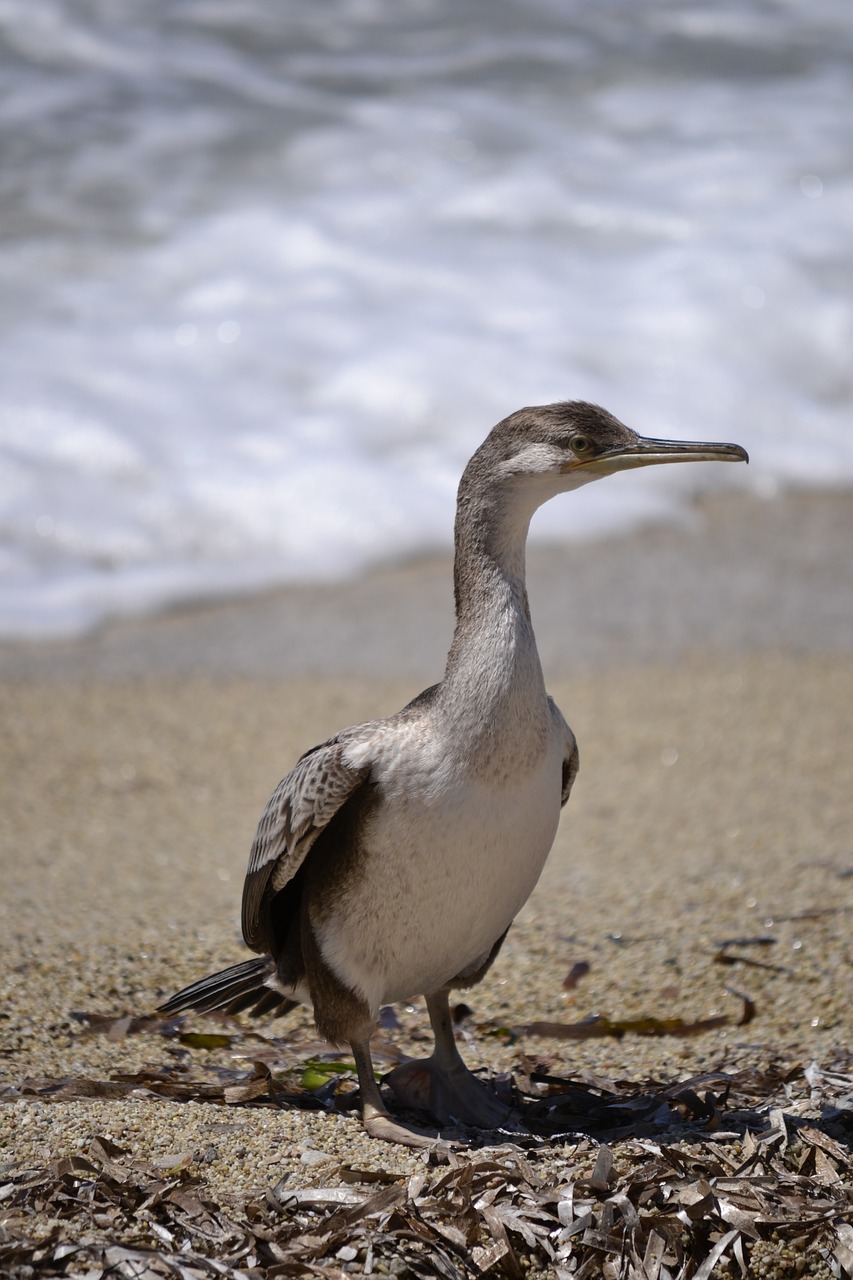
[356,1063,853,1156]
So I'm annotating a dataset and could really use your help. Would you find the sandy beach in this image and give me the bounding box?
[2,487,852,1272]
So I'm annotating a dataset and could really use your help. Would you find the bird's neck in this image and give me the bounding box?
[441,480,547,729]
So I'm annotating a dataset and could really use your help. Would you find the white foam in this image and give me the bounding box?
[0,0,850,638]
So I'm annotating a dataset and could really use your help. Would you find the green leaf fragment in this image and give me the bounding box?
[178,1032,233,1049]
[300,1059,357,1090]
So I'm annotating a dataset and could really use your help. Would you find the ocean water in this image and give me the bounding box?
[1,0,851,638]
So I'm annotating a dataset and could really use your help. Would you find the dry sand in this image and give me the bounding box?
[1,489,852,1209]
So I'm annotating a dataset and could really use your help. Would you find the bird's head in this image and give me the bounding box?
[456,402,748,558]
[454,401,747,601]
[482,401,748,493]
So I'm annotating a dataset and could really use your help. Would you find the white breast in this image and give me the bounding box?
[314,711,565,1014]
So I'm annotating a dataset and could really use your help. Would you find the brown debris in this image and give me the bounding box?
[712,948,794,976]
[2,1056,852,1279]
[512,988,758,1042]
[517,1010,729,1040]
[562,961,592,990]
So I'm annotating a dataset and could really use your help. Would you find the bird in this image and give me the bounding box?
[159,401,748,1146]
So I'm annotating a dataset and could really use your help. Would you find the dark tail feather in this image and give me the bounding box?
[158,957,298,1020]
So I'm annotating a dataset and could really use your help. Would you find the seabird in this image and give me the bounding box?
[159,401,748,1146]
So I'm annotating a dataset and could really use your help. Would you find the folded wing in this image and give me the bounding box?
[241,728,373,952]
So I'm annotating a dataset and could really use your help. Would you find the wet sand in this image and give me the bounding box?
[1,487,851,1194]
[2,488,851,683]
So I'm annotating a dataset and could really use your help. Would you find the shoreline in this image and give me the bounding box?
[1,486,851,683]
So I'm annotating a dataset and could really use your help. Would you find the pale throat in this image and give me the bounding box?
[442,484,548,734]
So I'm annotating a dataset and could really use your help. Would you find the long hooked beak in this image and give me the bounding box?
[583,435,749,474]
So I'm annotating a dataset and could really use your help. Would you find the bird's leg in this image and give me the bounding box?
[350,1030,438,1148]
[385,988,512,1128]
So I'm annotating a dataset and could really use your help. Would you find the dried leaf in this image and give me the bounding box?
[69,1009,167,1038]
[715,935,777,947]
[562,961,591,990]
[299,1058,358,1090]
[588,1145,615,1194]
[518,1011,730,1039]
[223,1062,272,1104]
[713,949,793,975]
[4,1043,853,1280]
[179,1032,234,1049]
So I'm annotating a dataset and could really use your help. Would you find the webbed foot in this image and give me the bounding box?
[361,1101,441,1149]
[385,1057,513,1129]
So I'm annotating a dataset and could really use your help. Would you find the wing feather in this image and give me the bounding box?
[241,728,373,951]
[548,696,579,807]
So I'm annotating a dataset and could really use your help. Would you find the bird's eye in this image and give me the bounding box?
[570,434,592,455]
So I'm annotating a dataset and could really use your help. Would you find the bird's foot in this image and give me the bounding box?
[361,1101,441,1149]
[385,1058,513,1129]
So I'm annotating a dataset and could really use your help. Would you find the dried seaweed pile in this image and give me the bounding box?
[3,1058,852,1280]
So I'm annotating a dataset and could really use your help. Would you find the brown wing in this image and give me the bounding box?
[549,696,579,807]
[561,738,579,806]
[241,729,372,952]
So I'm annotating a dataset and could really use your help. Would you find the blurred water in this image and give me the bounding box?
[1,0,851,637]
